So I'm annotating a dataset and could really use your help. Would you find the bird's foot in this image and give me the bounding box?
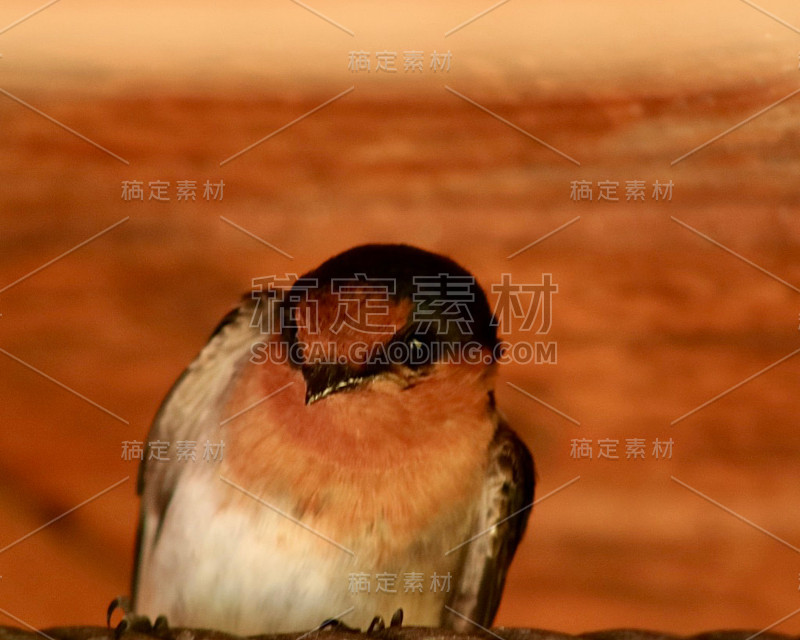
[107,597,169,638]
[366,616,385,634]
[366,610,403,635]
[318,617,360,633]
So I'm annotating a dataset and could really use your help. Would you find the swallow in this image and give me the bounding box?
[131,243,535,635]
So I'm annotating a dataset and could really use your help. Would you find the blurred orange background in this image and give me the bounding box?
[1,0,799,636]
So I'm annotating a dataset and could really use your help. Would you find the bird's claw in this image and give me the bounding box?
[152,616,170,634]
[318,617,360,633]
[107,596,169,638]
[366,616,385,634]
[366,609,403,635]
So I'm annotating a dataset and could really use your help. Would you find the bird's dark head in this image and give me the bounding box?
[280,244,499,405]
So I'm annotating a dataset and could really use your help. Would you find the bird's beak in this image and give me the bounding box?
[302,364,369,405]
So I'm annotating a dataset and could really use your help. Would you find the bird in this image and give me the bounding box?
[130,243,535,635]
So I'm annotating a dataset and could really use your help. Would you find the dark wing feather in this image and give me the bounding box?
[444,419,535,631]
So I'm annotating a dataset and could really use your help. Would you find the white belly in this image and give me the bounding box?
[135,471,461,635]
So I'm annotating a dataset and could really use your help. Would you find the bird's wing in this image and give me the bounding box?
[443,418,535,631]
[130,294,265,604]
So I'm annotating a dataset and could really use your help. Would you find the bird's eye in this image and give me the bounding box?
[405,334,433,370]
